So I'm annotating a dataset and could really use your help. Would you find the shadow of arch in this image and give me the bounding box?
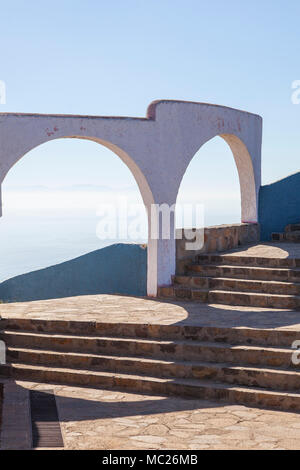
[47,388,225,422]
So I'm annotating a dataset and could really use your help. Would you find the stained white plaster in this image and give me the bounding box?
[0,100,262,296]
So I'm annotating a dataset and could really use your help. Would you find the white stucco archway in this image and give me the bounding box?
[0,100,262,296]
[177,133,258,225]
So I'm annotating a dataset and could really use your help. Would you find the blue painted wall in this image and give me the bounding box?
[0,243,147,302]
[259,172,300,241]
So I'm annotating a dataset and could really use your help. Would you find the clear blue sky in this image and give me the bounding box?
[1,0,300,194]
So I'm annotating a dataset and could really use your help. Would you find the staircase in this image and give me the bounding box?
[1,318,300,412]
[158,253,300,309]
[272,223,300,243]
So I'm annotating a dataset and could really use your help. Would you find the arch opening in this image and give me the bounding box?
[0,138,153,300]
[176,133,257,230]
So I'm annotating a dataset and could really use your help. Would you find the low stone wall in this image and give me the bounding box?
[176,223,260,274]
[0,243,147,302]
[259,171,300,240]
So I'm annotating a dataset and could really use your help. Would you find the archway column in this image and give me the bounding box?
[146,203,176,296]
[221,134,260,223]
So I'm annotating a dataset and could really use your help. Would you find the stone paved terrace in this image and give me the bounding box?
[2,242,300,449]
[1,293,300,331]
[1,379,300,450]
[222,242,300,259]
[2,242,300,329]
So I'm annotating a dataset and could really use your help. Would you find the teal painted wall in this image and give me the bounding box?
[259,172,300,240]
[0,243,147,302]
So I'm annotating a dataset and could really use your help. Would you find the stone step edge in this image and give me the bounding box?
[285,224,300,232]
[196,254,300,267]
[161,286,300,300]
[3,317,299,337]
[1,329,294,353]
[205,289,300,301]
[173,275,300,287]
[11,362,300,396]
[7,346,300,376]
[189,263,300,273]
[2,319,300,348]
[10,363,300,411]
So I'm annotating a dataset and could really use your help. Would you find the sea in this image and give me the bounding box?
[0,209,239,282]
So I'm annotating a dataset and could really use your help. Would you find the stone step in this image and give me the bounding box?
[1,317,299,347]
[196,254,300,269]
[271,233,286,242]
[160,285,300,309]
[9,362,300,412]
[285,224,300,232]
[7,347,300,392]
[1,330,295,368]
[173,275,300,295]
[158,285,209,302]
[271,230,300,243]
[285,232,300,243]
[187,264,300,283]
[209,289,300,310]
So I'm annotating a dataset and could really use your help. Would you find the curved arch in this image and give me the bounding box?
[176,133,258,224]
[220,134,257,223]
[1,135,159,296]
[1,135,155,211]
[0,101,262,297]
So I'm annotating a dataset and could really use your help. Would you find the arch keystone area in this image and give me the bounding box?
[0,100,262,297]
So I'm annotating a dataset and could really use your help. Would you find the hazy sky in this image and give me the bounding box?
[1,0,300,214]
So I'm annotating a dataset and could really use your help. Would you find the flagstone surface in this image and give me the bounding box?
[224,242,300,259]
[1,293,300,331]
[2,380,300,450]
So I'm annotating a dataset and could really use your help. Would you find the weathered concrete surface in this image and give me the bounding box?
[3,381,300,450]
[176,223,260,274]
[0,100,262,296]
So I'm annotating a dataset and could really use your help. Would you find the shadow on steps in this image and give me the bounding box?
[0,243,147,302]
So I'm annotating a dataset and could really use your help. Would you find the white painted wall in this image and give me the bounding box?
[0,100,262,296]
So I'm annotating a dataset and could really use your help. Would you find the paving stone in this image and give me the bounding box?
[3,381,293,450]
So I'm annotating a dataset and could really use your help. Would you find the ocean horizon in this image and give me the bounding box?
[0,209,239,282]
